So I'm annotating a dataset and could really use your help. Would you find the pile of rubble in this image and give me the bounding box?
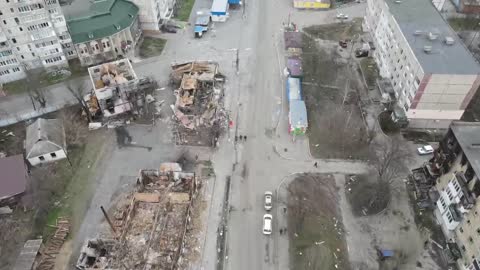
[170,61,227,146]
[76,163,198,270]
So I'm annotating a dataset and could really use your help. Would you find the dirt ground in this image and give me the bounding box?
[287,173,350,270]
[345,173,390,216]
[0,108,112,270]
[337,173,448,270]
[302,20,374,159]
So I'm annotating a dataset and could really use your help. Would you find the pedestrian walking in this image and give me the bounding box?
[283,207,287,213]
[280,229,283,235]
[314,162,318,168]
[244,135,247,141]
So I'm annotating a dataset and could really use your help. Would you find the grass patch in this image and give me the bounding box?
[139,37,167,58]
[2,60,87,96]
[359,57,379,90]
[304,18,363,41]
[448,17,480,31]
[39,132,108,238]
[175,0,196,21]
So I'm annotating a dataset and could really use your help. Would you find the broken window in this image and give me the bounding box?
[50,152,57,158]
[39,156,45,161]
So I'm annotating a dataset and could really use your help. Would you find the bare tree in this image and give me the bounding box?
[23,69,47,109]
[66,80,92,122]
[58,108,87,147]
[372,137,411,184]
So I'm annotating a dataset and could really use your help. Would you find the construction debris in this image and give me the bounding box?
[76,163,199,270]
[170,61,227,146]
[85,59,157,123]
[35,217,70,270]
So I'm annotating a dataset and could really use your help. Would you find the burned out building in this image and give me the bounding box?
[87,58,155,119]
[427,122,480,269]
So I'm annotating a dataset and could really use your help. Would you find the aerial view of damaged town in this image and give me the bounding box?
[4,0,480,269]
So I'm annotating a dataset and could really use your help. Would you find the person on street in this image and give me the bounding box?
[314,162,318,168]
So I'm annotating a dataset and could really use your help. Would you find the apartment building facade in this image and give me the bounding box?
[0,0,71,83]
[131,0,175,31]
[365,0,480,129]
[428,122,480,269]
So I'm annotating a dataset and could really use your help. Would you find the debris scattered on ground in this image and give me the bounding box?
[76,163,200,270]
[170,61,227,147]
[32,217,70,270]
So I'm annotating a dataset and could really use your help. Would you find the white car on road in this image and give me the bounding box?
[417,145,434,155]
[264,191,273,211]
[263,214,273,235]
[336,13,349,20]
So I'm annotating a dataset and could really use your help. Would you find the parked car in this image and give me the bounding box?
[264,191,273,211]
[336,13,349,20]
[161,24,177,33]
[263,214,273,235]
[194,10,211,38]
[417,145,434,155]
[355,49,369,58]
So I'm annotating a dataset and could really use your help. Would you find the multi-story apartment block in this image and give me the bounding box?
[131,0,175,31]
[365,0,480,129]
[428,122,480,269]
[0,0,70,83]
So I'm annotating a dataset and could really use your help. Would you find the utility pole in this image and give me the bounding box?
[100,205,117,235]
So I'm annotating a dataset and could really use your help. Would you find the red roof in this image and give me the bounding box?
[0,155,27,200]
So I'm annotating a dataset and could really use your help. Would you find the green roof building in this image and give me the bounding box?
[66,0,141,66]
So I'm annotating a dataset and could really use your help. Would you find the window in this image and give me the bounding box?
[0,11,3,15]
[469,237,474,243]
[462,245,466,252]
[477,228,480,235]
[39,156,45,161]
[50,152,56,158]
[447,212,453,223]
[2,20,5,24]
[14,17,18,24]
[11,38,16,44]
[67,50,74,56]
[468,219,471,225]
[31,52,35,56]
[460,227,464,233]
[10,8,13,13]
[12,67,19,72]
[19,27,22,31]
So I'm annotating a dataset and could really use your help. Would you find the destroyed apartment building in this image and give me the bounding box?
[85,59,156,120]
[170,61,227,146]
[76,163,199,270]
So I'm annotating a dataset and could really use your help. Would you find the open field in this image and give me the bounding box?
[288,174,350,270]
[301,24,370,159]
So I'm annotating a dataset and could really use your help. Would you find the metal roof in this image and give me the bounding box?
[287,77,302,101]
[386,0,480,74]
[0,155,27,200]
[289,100,308,127]
[13,239,43,270]
[66,0,139,44]
[211,0,229,13]
[287,57,303,77]
[450,121,480,178]
[284,31,302,49]
[26,118,66,159]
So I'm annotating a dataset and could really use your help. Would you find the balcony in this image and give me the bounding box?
[456,172,475,209]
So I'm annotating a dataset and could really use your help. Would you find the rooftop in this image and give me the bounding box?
[0,155,27,200]
[385,0,480,74]
[450,121,480,178]
[26,118,66,159]
[66,0,139,44]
